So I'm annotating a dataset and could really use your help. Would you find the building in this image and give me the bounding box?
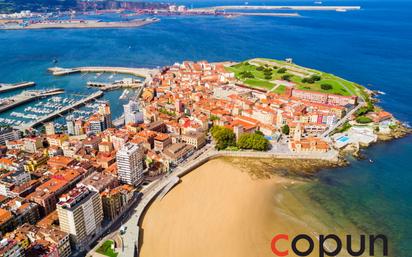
[78,172,117,193]
[0,239,23,257]
[116,143,145,186]
[27,178,69,216]
[56,186,103,249]
[124,100,144,125]
[47,134,69,148]
[154,133,172,152]
[163,143,195,165]
[44,123,56,136]
[101,185,135,221]
[5,223,71,257]
[66,117,75,136]
[23,137,43,154]
[0,170,31,197]
[180,132,206,149]
[98,101,112,130]
[0,128,21,146]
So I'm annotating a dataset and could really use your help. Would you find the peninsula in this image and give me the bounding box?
[0,58,408,257]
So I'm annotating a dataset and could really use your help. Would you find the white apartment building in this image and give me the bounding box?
[116,142,144,186]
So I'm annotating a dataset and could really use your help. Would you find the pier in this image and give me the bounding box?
[87,80,143,91]
[192,5,361,12]
[48,66,158,79]
[48,66,158,89]
[0,82,36,93]
[14,90,104,131]
[0,89,64,114]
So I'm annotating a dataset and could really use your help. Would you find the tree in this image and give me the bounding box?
[277,68,287,74]
[281,74,292,82]
[255,130,264,136]
[239,71,254,79]
[311,75,321,81]
[356,116,373,124]
[281,124,290,135]
[210,115,220,121]
[210,126,236,150]
[321,83,333,90]
[237,133,269,151]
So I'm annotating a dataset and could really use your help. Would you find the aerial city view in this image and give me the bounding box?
[0,0,411,256]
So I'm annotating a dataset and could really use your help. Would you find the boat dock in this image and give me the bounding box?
[0,89,64,114]
[0,82,36,93]
[14,90,104,131]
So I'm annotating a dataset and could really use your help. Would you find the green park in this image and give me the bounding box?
[226,58,368,99]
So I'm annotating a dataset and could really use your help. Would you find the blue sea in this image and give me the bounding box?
[0,0,411,255]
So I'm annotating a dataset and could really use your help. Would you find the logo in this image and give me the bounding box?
[271,234,388,257]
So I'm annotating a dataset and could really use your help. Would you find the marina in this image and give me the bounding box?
[0,68,143,129]
[14,90,104,131]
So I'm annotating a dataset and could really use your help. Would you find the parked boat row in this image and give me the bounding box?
[0,117,23,126]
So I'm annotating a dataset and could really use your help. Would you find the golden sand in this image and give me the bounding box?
[140,158,361,257]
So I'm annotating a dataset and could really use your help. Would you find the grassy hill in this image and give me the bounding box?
[226,58,368,99]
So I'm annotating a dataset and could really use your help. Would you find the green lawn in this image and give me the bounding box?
[272,85,286,94]
[227,58,366,98]
[96,240,118,257]
[244,79,275,90]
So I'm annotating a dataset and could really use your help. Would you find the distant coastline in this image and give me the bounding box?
[0,18,159,30]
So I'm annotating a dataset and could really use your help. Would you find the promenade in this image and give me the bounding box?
[14,90,103,131]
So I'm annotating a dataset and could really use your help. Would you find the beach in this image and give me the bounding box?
[139,158,367,257]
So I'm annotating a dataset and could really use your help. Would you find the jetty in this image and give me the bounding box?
[192,5,361,12]
[0,82,35,93]
[14,90,104,131]
[48,66,157,78]
[0,89,64,114]
[87,79,143,91]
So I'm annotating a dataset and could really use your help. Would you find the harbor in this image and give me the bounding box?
[0,67,148,129]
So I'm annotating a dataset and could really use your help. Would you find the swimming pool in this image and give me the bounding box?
[337,136,350,143]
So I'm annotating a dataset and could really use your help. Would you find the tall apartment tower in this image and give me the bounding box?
[123,100,143,125]
[98,101,112,129]
[57,185,103,250]
[116,143,144,186]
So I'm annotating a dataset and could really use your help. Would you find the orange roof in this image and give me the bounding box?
[0,208,13,225]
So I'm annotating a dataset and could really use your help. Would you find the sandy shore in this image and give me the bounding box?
[140,158,366,257]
